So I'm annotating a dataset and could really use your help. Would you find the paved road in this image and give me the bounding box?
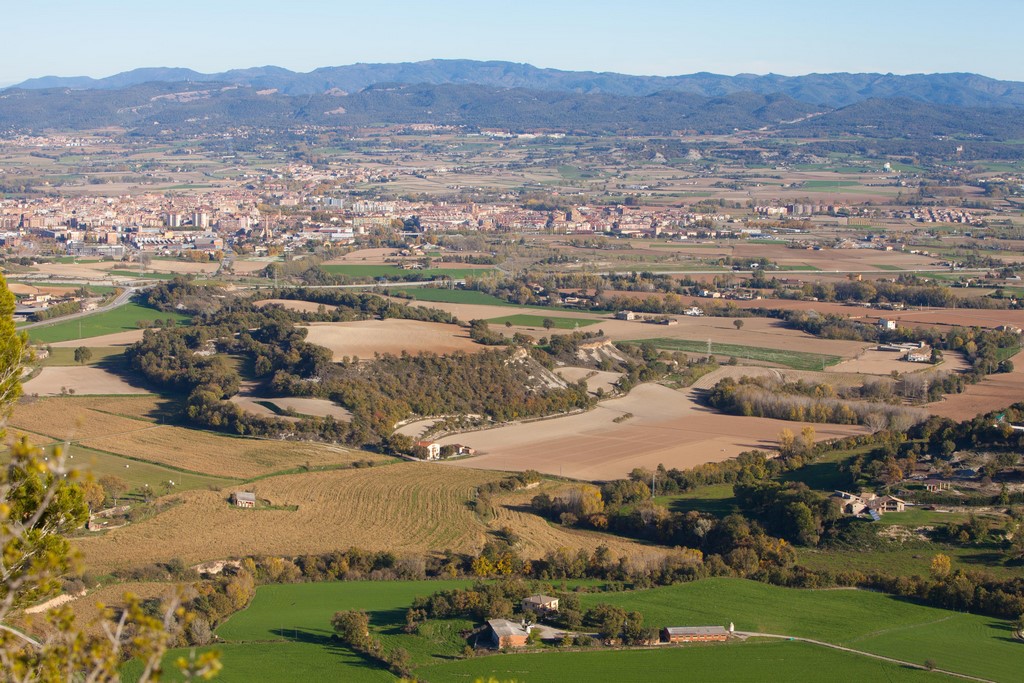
[18,286,139,331]
[735,631,995,682]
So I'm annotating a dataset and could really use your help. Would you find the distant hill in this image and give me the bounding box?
[11,59,1024,109]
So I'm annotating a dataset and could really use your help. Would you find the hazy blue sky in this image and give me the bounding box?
[4,0,1023,85]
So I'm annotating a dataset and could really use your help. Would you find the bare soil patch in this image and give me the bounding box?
[442,384,864,480]
[23,366,150,396]
[555,367,623,394]
[927,353,1024,419]
[302,319,483,359]
[50,329,145,347]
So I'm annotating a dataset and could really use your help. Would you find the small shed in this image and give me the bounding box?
[661,626,729,643]
[231,491,256,508]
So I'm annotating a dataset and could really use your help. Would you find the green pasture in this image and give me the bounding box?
[574,579,1019,681]
[630,338,842,371]
[27,303,190,344]
[420,640,946,683]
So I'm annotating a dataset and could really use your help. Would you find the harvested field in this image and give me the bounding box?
[229,395,291,419]
[687,366,865,391]
[661,296,1024,331]
[50,329,145,347]
[78,426,364,479]
[267,397,351,419]
[324,248,398,264]
[555,366,623,394]
[73,464,655,573]
[23,366,150,396]
[302,319,483,359]
[828,349,934,375]
[927,351,1024,419]
[9,396,160,442]
[442,384,865,480]
[395,417,443,439]
[255,298,326,313]
[400,298,870,359]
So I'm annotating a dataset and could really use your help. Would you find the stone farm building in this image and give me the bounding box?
[661,626,730,643]
[487,618,530,648]
[231,491,256,508]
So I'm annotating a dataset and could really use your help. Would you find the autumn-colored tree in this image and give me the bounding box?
[930,553,952,579]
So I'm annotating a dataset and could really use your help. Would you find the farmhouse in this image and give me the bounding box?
[831,491,905,516]
[905,346,933,363]
[230,491,256,508]
[868,495,906,514]
[615,310,639,321]
[521,594,559,615]
[415,441,442,460]
[661,626,729,643]
[487,618,531,649]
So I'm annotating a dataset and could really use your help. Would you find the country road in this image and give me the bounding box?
[735,632,996,682]
[18,286,138,331]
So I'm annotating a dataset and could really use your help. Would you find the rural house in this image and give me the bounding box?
[661,626,730,643]
[868,495,906,513]
[415,441,442,460]
[487,619,531,648]
[231,491,256,508]
[521,595,559,615]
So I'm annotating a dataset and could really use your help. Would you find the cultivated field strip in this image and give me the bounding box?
[10,397,160,442]
[75,464,657,572]
[78,426,362,479]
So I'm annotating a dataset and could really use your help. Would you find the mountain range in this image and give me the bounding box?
[3,60,1024,145]
[11,59,1024,109]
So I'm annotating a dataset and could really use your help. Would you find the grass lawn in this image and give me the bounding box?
[780,443,875,491]
[27,303,190,344]
[574,578,1019,681]
[801,180,863,189]
[872,264,905,271]
[487,314,599,329]
[123,641,393,683]
[61,445,235,493]
[631,338,842,371]
[129,580,476,682]
[655,483,737,516]
[796,543,1022,581]
[419,640,947,683]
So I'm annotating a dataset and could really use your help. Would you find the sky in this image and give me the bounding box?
[3,0,1024,85]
